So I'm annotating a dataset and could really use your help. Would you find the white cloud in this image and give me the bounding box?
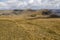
[7,0,17,2]
[0,0,60,9]
[0,2,10,9]
[0,2,6,6]
[38,0,60,9]
[28,0,34,4]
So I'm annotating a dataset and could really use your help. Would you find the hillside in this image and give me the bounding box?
[0,10,42,15]
[0,15,60,40]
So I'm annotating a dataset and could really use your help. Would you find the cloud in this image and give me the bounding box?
[0,2,10,9]
[36,0,60,9]
[0,0,60,10]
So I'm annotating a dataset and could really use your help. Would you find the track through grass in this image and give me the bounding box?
[0,17,60,40]
[0,19,33,40]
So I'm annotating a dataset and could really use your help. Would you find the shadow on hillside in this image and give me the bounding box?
[27,17,60,20]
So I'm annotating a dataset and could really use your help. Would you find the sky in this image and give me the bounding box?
[0,0,60,10]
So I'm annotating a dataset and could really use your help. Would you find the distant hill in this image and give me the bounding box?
[0,9,60,16]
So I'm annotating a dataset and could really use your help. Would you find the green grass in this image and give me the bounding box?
[0,16,60,40]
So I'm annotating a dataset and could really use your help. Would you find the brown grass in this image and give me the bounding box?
[0,15,60,40]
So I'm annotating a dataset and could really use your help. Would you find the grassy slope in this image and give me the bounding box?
[0,16,60,40]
